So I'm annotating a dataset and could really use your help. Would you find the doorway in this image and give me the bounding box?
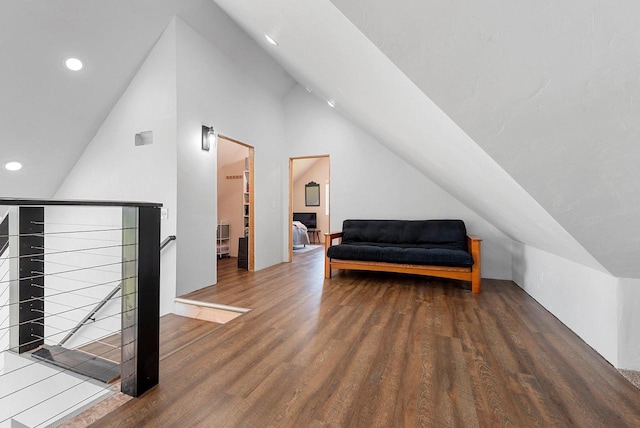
[289,155,330,261]
[217,135,254,271]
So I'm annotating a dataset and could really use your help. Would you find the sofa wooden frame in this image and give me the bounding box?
[324,232,483,293]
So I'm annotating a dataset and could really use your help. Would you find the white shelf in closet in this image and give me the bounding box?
[217,223,230,258]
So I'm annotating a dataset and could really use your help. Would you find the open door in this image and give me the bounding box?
[217,135,254,271]
[289,155,330,261]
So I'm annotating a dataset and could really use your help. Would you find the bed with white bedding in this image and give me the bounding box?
[293,221,310,247]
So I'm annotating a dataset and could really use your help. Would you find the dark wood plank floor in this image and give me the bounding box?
[92,248,640,427]
[66,314,222,427]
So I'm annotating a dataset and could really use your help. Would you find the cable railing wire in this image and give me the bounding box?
[0,318,127,384]
[0,260,133,286]
[0,286,135,332]
[0,313,9,343]
[0,338,133,398]
[1,312,125,366]
[1,225,135,237]
[30,221,122,227]
[33,259,122,275]
[0,338,125,427]
[0,340,124,395]
[31,281,119,303]
[31,242,132,258]
[30,271,125,293]
[1,371,113,426]
[0,290,133,335]
[0,275,135,311]
[38,306,122,337]
[33,272,120,287]
[33,380,120,428]
[0,331,121,402]
[58,284,122,346]
[0,244,129,263]
[35,299,121,325]
[0,312,128,381]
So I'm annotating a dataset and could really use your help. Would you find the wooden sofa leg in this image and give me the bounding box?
[472,276,481,294]
[324,234,332,279]
[468,235,482,293]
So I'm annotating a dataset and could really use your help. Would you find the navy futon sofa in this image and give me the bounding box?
[324,219,482,293]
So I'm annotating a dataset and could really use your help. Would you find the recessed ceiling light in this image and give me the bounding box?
[5,161,22,171]
[64,57,83,71]
[327,100,336,108]
[265,34,278,46]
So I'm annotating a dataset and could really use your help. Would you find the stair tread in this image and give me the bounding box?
[32,345,120,384]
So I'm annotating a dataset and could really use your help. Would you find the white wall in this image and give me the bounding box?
[175,18,289,295]
[618,277,640,370]
[512,242,618,366]
[284,85,514,280]
[53,20,178,317]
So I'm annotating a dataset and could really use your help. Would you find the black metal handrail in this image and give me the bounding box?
[59,235,175,347]
[160,235,176,250]
[0,197,161,208]
[57,284,122,346]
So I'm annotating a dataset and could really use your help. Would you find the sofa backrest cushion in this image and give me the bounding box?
[341,219,468,251]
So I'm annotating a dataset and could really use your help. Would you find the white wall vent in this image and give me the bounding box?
[134,130,153,146]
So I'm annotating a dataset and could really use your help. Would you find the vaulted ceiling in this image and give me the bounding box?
[2,0,638,279]
[0,0,176,198]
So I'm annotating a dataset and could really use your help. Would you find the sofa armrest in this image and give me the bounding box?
[325,231,343,242]
[467,235,482,293]
[324,232,343,259]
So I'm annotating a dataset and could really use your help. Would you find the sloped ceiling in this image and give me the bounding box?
[213,0,608,275]
[0,0,177,198]
[328,0,640,278]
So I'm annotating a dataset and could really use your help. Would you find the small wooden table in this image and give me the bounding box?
[307,229,321,244]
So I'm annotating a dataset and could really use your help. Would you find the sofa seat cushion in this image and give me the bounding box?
[326,243,474,268]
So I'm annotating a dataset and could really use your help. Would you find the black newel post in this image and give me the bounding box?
[121,206,160,397]
[18,207,44,353]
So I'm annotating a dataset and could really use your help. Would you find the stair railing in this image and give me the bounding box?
[0,198,162,427]
[59,234,175,347]
[160,234,176,250]
[57,283,122,347]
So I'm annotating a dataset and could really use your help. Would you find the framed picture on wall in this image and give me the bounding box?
[305,181,320,206]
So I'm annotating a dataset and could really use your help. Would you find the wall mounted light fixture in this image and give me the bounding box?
[202,125,216,151]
